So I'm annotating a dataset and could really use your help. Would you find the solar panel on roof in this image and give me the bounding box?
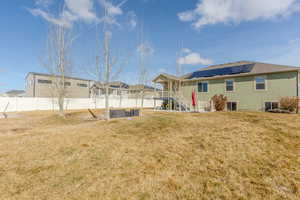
[187,64,254,79]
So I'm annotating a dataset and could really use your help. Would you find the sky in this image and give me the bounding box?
[1,0,300,93]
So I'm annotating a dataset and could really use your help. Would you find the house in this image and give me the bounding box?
[3,90,26,97]
[90,81,130,97]
[129,84,156,93]
[153,61,300,111]
[90,82,157,97]
[25,72,93,98]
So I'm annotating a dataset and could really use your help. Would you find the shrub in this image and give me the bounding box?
[280,97,299,113]
[211,94,227,111]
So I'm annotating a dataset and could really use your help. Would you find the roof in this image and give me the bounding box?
[27,72,92,82]
[5,90,25,95]
[152,73,181,82]
[91,81,130,89]
[129,84,155,90]
[109,81,130,88]
[153,61,300,82]
[4,90,26,97]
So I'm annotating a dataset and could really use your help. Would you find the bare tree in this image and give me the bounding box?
[137,25,152,109]
[100,0,130,120]
[103,30,111,120]
[43,22,73,117]
[176,43,183,112]
[86,24,103,108]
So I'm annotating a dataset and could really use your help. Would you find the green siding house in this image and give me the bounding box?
[153,61,300,111]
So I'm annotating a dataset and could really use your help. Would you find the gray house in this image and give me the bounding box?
[25,72,93,98]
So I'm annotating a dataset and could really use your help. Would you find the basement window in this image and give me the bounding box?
[227,102,237,111]
[265,102,279,112]
[198,82,208,93]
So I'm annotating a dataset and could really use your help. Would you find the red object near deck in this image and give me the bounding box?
[192,91,197,107]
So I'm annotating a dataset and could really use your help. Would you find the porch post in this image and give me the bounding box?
[168,80,170,111]
[169,81,173,111]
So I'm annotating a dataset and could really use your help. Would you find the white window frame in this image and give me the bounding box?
[227,101,238,111]
[225,79,235,92]
[254,76,267,91]
[198,81,209,93]
[264,101,279,111]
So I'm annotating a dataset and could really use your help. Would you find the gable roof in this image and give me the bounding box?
[129,84,155,90]
[27,72,92,82]
[152,73,181,82]
[153,61,300,83]
[91,81,129,89]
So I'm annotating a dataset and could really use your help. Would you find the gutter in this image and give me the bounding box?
[182,69,300,82]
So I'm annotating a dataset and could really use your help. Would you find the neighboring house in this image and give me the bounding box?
[129,84,156,93]
[90,81,130,97]
[153,61,300,111]
[26,72,93,98]
[90,82,157,97]
[3,90,26,97]
[26,72,157,99]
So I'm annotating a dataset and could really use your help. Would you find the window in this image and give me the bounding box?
[198,82,208,93]
[225,79,234,92]
[77,83,88,88]
[255,76,266,90]
[59,81,71,86]
[64,82,71,86]
[227,102,237,111]
[38,79,52,84]
[265,102,279,111]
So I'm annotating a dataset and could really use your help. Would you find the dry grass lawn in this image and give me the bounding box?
[0,110,299,200]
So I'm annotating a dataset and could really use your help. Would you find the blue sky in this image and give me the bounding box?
[1,0,300,93]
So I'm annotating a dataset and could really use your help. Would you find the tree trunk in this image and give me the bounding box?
[58,96,65,117]
[105,85,110,120]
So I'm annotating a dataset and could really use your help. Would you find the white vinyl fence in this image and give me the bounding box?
[0,97,162,113]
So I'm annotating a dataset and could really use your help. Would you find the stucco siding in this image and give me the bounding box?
[181,71,298,111]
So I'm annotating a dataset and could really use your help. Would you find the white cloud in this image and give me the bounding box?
[127,11,137,29]
[65,0,96,21]
[97,0,128,26]
[28,8,73,27]
[178,11,196,22]
[30,0,134,29]
[35,0,53,8]
[178,0,300,29]
[137,42,154,56]
[181,48,191,54]
[177,49,213,65]
[29,0,97,28]
[98,0,124,16]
